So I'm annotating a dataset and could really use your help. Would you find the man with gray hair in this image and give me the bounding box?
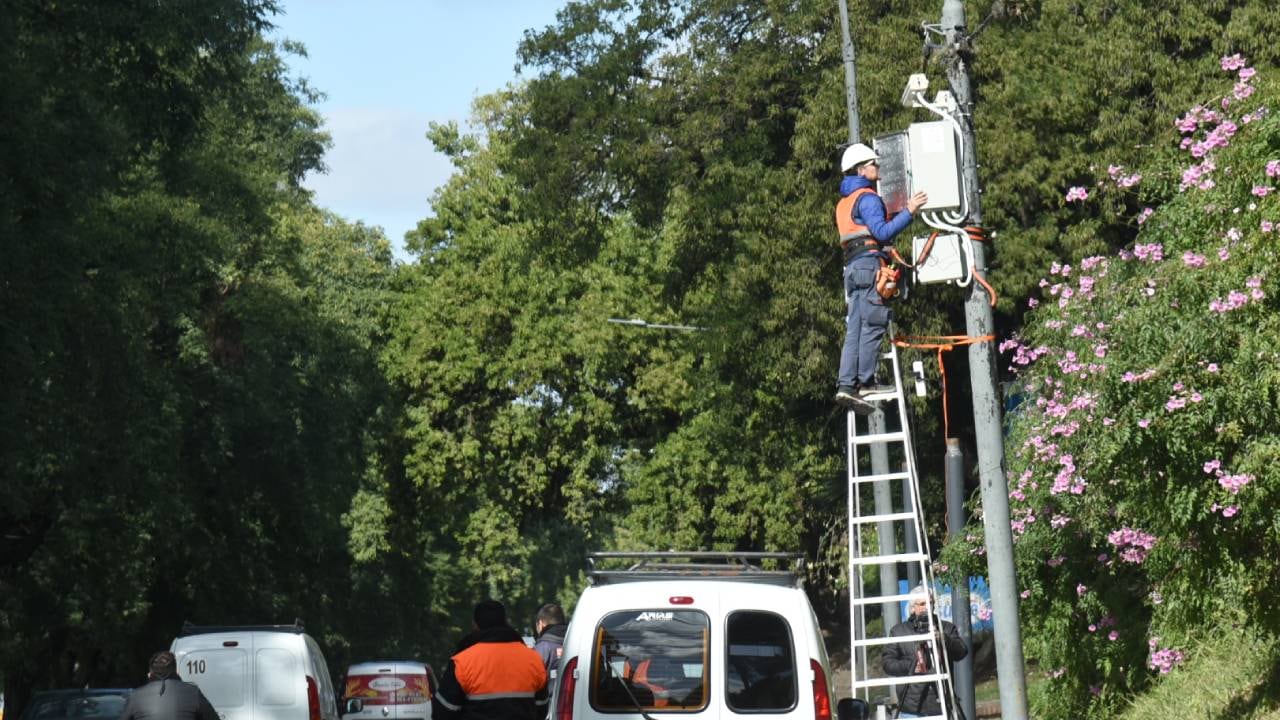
[882,585,968,718]
[119,651,220,720]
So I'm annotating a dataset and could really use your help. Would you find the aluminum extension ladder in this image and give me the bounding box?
[846,339,957,720]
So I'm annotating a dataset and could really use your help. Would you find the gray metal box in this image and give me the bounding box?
[874,122,963,215]
[872,132,910,216]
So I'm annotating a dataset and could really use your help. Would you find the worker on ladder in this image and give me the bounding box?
[834,143,927,410]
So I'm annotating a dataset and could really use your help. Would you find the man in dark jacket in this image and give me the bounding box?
[881,588,968,718]
[433,600,548,720]
[118,651,220,720]
[532,603,567,683]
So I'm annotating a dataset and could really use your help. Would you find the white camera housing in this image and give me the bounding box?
[900,73,930,107]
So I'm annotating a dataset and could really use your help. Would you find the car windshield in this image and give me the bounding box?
[590,610,709,713]
[28,694,129,720]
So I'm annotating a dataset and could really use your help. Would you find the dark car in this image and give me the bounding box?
[18,690,133,720]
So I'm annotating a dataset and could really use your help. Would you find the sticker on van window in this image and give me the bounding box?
[368,678,406,692]
[634,611,673,622]
[344,675,431,705]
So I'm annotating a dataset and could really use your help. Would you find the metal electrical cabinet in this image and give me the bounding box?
[873,121,962,215]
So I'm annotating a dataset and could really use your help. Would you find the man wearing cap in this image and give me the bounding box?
[433,600,549,720]
[119,652,220,720]
[882,586,968,718]
[834,143,928,409]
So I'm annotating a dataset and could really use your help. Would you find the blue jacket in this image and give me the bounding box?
[839,176,914,245]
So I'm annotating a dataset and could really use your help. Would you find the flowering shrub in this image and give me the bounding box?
[941,60,1280,718]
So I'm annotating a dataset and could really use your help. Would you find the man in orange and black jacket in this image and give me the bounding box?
[433,600,549,720]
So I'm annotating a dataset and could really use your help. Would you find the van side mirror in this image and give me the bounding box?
[836,697,869,720]
[344,699,364,715]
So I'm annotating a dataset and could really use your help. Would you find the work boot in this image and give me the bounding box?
[836,387,875,414]
[834,386,860,407]
[857,380,895,398]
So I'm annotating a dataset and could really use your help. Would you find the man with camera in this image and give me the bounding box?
[882,586,968,718]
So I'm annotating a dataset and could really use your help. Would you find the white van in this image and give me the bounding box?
[340,661,435,720]
[170,622,340,720]
[551,553,863,720]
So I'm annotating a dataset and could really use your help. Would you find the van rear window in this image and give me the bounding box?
[725,611,796,712]
[590,610,709,713]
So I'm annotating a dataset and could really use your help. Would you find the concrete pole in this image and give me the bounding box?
[870,409,900,638]
[901,471,920,591]
[945,439,976,720]
[938,1,1029,717]
[837,0,861,143]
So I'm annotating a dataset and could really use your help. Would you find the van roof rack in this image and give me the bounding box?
[180,619,306,636]
[587,551,805,587]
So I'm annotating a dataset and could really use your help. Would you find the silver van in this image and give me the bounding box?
[340,661,436,720]
[170,622,340,720]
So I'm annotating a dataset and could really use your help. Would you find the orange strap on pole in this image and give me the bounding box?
[891,333,996,440]
[963,226,998,308]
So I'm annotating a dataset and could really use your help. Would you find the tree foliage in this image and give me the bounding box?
[1,0,394,707]
[942,66,1280,718]
[7,1,1280,716]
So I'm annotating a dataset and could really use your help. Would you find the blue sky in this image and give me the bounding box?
[269,1,568,255]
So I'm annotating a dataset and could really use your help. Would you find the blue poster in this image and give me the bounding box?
[897,577,993,632]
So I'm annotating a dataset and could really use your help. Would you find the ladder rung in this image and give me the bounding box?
[849,471,912,485]
[850,431,907,445]
[858,389,899,401]
[851,592,928,605]
[851,632,935,647]
[850,551,928,565]
[852,672,950,689]
[850,511,917,524]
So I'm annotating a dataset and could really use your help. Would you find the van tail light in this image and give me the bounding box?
[307,676,322,720]
[810,659,832,720]
[556,656,578,720]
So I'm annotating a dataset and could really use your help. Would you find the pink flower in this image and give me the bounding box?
[1182,251,1207,268]
[1222,505,1239,517]
[1207,363,1219,373]
[1066,186,1089,202]
[1088,624,1098,632]
[1263,220,1274,233]
[1076,583,1087,597]
[1253,185,1271,197]
[1138,419,1151,428]
[1204,459,1221,474]
[1020,589,1031,599]
[1108,526,1157,563]
[1219,472,1254,494]
[1108,631,1119,641]
[1221,54,1246,71]
[1267,160,1280,178]
[1137,207,1154,224]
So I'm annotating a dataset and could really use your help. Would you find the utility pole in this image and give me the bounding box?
[938,0,1029,717]
[837,0,861,143]
[836,0,900,653]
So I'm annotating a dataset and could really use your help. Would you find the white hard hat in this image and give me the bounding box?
[841,143,879,172]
